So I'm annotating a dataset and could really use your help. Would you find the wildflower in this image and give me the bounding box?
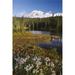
[26,55,30,59]
[33,69,39,74]
[36,60,42,68]
[37,57,41,61]
[45,57,50,62]
[51,70,56,75]
[39,69,44,75]
[19,58,26,65]
[24,64,34,72]
[51,62,55,68]
[15,65,18,69]
[14,57,20,62]
[32,56,38,61]
[45,62,50,66]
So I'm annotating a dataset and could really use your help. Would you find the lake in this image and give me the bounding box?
[29,30,50,34]
[29,30,62,50]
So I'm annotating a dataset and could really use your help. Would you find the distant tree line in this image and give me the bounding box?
[13,16,62,36]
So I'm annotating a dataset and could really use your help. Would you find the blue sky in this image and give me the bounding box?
[13,0,62,16]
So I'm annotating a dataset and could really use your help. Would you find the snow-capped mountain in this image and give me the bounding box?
[17,10,62,18]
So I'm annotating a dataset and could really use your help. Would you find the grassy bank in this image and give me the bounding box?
[13,32,62,75]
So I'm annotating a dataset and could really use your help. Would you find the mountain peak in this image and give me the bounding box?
[16,10,62,18]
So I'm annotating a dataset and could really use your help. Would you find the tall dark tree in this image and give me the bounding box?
[49,17,57,35]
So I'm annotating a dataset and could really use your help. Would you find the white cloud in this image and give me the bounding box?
[54,13,62,16]
[16,10,62,18]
